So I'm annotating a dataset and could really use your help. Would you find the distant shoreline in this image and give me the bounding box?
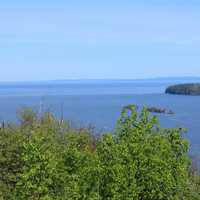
[1,76,200,85]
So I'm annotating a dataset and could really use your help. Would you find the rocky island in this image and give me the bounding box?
[147,107,174,115]
[165,83,200,95]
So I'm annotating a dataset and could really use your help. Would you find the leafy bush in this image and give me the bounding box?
[0,106,199,199]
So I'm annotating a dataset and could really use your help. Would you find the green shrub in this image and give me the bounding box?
[0,106,199,199]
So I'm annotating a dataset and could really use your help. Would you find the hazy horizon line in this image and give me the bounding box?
[1,76,200,84]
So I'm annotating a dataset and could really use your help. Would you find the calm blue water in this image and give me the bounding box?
[0,80,200,153]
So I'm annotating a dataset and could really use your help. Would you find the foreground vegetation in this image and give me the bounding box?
[0,105,199,199]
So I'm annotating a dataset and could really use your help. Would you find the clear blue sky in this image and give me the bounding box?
[1,0,200,81]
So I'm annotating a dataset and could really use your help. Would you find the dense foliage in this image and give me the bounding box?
[0,106,199,199]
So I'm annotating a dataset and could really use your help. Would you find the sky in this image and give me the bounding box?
[0,0,200,81]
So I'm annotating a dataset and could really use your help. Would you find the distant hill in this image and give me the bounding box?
[165,83,200,95]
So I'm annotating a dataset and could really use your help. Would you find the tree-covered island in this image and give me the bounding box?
[166,83,200,95]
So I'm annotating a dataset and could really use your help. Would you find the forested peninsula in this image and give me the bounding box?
[166,83,200,95]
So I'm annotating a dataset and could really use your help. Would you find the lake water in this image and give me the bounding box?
[0,80,200,153]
